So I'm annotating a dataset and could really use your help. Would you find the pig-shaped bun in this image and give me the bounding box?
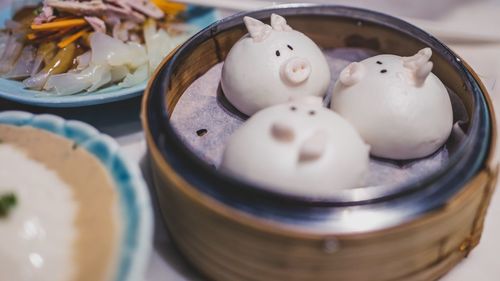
[331,48,453,160]
[220,97,369,197]
[221,14,331,116]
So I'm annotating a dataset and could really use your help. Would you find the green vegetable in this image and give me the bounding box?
[0,193,17,218]
[33,6,43,16]
[38,41,57,66]
[41,42,76,76]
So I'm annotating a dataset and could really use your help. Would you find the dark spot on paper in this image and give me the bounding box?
[197,129,208,137]
[376,61,382,65]
[381,69,387,73]
[309,110,316,116]
[287,45,293,50]
[290,106,297,111]
[276,50,281,57]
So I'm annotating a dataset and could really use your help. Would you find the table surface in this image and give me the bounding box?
[1,1,500,280]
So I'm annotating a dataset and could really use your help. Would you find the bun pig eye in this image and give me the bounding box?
[287,45,293,50]
[290,106,297,111]
[309,110,316,116]
[276,50,281,57]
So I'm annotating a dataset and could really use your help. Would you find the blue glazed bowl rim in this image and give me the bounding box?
[0,110,153,281]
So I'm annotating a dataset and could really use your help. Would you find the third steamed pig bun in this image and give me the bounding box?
[331,48,453,160]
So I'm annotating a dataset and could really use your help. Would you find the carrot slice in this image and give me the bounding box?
[151,0,186,15]
[27,27,74,44]
[31,19,88,31]
[58,29,90,48]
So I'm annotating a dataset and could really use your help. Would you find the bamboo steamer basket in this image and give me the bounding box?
[142,4,498,281]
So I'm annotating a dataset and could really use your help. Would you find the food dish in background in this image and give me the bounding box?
[0,1,219,107]
[221,14,331,116]
[0,111,152,281]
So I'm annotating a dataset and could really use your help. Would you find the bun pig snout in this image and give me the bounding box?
[281,57,311,85]
[299,130,328,163]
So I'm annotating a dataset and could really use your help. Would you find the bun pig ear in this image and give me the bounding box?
[244,16,272,42]
[339,62,365,87]
[403,48,433,87]
[270,13,292,31]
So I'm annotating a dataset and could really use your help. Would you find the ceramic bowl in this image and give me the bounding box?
[0,111,153,281]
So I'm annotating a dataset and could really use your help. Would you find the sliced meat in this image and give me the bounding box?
[33,6,56,25]
[105,4,145,23]
[45,0,107,16]
[105,0,132,13]
[44,0,164,22]
[85,16,106,33]
[123,0,164,19]
[112,21,136,42]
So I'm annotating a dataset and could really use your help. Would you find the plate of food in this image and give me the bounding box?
[0,0,218,107]
[0,110,152,281]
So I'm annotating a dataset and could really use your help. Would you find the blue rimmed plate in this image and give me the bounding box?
[0,4,219,107]
[0,111,153,281]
